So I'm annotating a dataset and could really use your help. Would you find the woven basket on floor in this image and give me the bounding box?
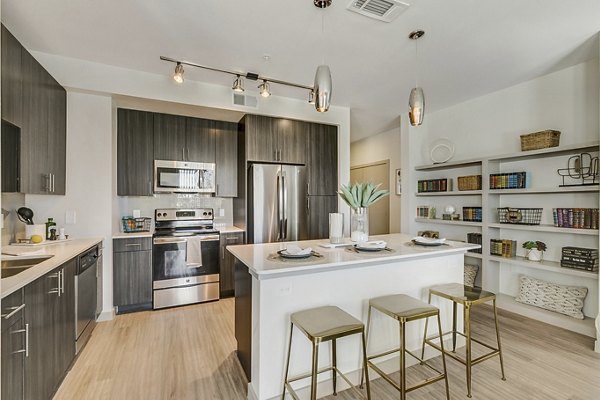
[520,130,560,151]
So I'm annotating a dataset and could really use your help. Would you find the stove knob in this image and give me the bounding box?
[203,212,207,216]
[208,211,212,216]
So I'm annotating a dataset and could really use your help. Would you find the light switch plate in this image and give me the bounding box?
[65,210,76,225]
[133,209,141,218]
[219,208,225,217]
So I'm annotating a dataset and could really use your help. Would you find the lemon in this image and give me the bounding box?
[31,235,43,244]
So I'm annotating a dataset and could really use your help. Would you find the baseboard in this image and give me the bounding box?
[97,308,115,322]
[247,383,259,400]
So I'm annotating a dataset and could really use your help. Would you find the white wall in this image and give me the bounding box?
[350,126,402,233]
[26,92,114,314]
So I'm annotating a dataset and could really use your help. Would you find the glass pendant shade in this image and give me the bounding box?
[173,63,184,83]
[408,87,425,126]
[314,65,332,112]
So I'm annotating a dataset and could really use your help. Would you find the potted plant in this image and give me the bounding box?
[522,240,547,261]
[338,182,389,242]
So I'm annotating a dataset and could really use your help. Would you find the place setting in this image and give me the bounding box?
[268,244,324,262]
[408,236,449,247]
[346,240,395,254]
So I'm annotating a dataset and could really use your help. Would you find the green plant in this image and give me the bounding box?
[522,240,547,251]
[338,182,389,209]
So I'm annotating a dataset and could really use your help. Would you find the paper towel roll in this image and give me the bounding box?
[25,224,46,242]
[329,213,344,244]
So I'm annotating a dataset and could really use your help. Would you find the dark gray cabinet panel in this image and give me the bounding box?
[56,259,76,385]
[113,236,152,252]
[215,121,238,197]
[1,289,25,400]
[186,117,215,163]
[117,109,155,196]
[2,25,23,127]
[245,114,277,162]
[219,231,244,297]
[278,119,307,165]
[234,260,252,380]
[308,196,338,239]
[113,240,152,312]
[47,76,67,195]
[308,123,338,195]
[154,113,187,161]
[1,120,21,192]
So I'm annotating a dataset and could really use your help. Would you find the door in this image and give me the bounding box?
[1,120,21,192]
[186,117,215,162]
[117,109,155,196]
[152,235,220,281]
[47,75,67,195]
[2,24,23,127]
[1,289,25,400]
[350,161,390,235]
[56,260,76,385]
[215,121,238,197]
[154,113,187,161]
[281,165,308,241]
[249,164,280,243]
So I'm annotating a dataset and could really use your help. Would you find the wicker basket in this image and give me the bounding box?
[497,207,542,225]
[458,175,482,191]
[520,130,560,151]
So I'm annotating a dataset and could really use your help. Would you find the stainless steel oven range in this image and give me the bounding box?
[152,208,220,309]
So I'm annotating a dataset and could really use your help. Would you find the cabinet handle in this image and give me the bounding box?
[182,148,185,161]
[225,237,239,241]
[51,173,55,193]
[187,148,190,161]
[60,269,64,294]
[1,304,25,319]
[125,243,142,247]
[44,174,51,192]
[11,323,29,357]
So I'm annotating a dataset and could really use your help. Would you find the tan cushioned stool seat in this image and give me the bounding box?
[291,306,364,341]
[369,294,438,321]
[430,283,496,305]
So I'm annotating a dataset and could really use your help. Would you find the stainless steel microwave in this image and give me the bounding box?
[154,160,216,193]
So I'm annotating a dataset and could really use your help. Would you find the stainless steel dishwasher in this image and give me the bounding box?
[75,245,99,354]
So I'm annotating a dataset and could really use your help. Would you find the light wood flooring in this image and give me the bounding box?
[54,298,600,400]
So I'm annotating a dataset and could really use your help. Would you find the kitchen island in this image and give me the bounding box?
[229,233,479,400]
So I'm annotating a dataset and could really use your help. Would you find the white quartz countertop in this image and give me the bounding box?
[227,233,480,280]
[218,226,245,234]
[1,238,103,298]
[112,226,245,239]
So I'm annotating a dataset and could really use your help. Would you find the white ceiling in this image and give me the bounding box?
[3,0,600,141]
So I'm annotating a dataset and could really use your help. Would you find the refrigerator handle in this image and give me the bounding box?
[277,173,283,240]
[282,174,288,239]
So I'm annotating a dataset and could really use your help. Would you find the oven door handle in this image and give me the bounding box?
[153,238,187,245]
[199,235,220,242]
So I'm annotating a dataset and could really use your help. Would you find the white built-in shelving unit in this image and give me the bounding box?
[414,142,600,337]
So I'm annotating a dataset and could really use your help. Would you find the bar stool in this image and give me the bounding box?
[423,283,506,398]
[281,306,371,400]
[361,294,450,400]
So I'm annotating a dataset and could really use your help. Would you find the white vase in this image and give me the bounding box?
[350,207,369,242]
[527,249,543,262]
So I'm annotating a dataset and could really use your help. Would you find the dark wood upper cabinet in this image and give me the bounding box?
[277,119,307,165]
[47,75,67,195]
[1,121,20,192]
[153,113,187,161]
[244,114,310,164]
[1,25,23,127]
[186,117,215,163]
[117,109,155,196]
[307,123,338,195]
[245,114,277,162]
[215,121,238,197]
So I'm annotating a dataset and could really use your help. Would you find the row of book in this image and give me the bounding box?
[416,206,434,218]
[490,239,517,258]
[489,172,527,189]
[462,207,482,222]
[552,208,599,229]
[561,247,598,272]
[417,178,452,193]
[466,232,482,254]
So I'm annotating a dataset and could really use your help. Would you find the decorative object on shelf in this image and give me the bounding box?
[497,207,542,225]
[490,239,517,258]
[464,264,479,287]
[467,232,482,254]
[338,182,389,242]
[561,247,599,272]
[418,230,439,239]
[520,129,561,151]
[557,152,599,187]
[458,175,482,191]
[515,274,587,319]
[442,204,459,220]
[417,177,452,193]
[328,213,344,244]
[462,207,482,222]
[121,217,152,233]
[429,138,455,164]
[489,172,528,189]
[408,29,425,126]
[416,206,435,218]
[552,208,599,229]
[522,240,547,262]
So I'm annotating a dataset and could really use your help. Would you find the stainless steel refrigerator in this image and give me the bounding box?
[248,164,308,243]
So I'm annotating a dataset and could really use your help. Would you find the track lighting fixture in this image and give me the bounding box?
[258,80,271,98]
[173,62,184,83]
[308,90,316,104]
[408,30,425,126]
[232,75,245,92]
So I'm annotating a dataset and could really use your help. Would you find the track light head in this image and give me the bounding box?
[173,62,184,83]
[232,75,245,92]
[308,90,316,104]
[259,80,271,97]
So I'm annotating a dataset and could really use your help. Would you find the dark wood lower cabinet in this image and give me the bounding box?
[113,238,153,313]
[56,260,76,383]
[308,195,338,239]
[219,231,245,297]
[1,289,25,400]
[234,259,252,380]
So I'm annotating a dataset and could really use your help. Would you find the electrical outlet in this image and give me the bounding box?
[65,210,76,225]
[279,285,292,296]
[219,208,225,217]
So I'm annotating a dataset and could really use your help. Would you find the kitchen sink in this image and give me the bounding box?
[1,256,54,278]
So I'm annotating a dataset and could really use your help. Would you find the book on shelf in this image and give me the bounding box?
[416,206,435,218]
[489,171,528,189]
[417,178,453,193]
[462,207,482,222]
[560,260,599,272]
[560,246,599,272]
[552,208,599,229]
[466,232,482,254]
[490,239,517,258]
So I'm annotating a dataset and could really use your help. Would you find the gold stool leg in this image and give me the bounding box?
[437,313,451,400]
[465,303,472,398]
[493,299,507,381]
[452,301,458,352]
[360,306,373,389]
[281,322,293,400]
[361,329,372,400]
[310,341,320,400]
[399,320,406,400]
[421,291,432,361]
[332,338,337,395]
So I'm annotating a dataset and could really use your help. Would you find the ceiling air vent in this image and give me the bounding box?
[347,0,410,22]
[233,93,258,108]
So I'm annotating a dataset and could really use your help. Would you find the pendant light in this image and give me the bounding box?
[173,62,184,83]
[313,0,333,112]
[232,75,245,92]
[408,30,425,126]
